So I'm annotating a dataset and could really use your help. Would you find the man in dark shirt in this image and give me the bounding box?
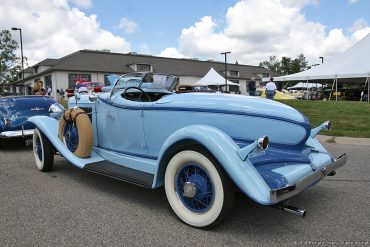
[248,77,257,96]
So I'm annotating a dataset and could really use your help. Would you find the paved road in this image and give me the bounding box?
[0,139,369,247]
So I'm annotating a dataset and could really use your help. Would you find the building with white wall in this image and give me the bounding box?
[13,50,278,98]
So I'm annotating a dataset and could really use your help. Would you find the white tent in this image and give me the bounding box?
[288,82,322,90]
[196,67,239,87]
[274,33,370,101]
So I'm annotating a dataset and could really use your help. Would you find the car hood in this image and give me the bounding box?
[156,93,306,123]
[2,96,56,131]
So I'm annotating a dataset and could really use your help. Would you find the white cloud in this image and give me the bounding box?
[0,0,130,66]
[348,0,358,4]
[118,18,138,34]
[160,0,370,65]
[159,48,187,58]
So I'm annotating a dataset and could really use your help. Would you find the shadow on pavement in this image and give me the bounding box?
[0,138,32,151]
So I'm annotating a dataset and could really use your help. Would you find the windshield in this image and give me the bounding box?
[110,73,178,94]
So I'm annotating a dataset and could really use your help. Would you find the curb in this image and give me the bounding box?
[317,135,370,146]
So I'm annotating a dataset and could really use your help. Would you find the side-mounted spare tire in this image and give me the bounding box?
[58,108,93,158]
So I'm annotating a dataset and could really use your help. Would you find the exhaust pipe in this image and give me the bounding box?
[281,205,306,218]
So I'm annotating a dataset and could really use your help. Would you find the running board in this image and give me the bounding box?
[84,160,154,188]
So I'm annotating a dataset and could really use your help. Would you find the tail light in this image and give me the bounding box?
[93,86,102,93]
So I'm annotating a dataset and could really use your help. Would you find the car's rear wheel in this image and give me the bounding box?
[33,128,54,172]
[164,148,234,228]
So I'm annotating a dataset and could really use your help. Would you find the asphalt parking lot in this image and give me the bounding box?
[0,139,369,247]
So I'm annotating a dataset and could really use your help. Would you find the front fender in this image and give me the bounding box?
[28,116,103,168]
[154,124,273,205]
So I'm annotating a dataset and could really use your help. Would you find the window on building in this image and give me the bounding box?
[136,64,151,72]
[262,73,269,78]
[228,70,239,77]
[44,75,52,89]
[68,74,91,88]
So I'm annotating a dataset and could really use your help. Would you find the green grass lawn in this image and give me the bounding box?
[279,100,370,138]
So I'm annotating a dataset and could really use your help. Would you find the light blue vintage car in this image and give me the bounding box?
[29,72,347,228]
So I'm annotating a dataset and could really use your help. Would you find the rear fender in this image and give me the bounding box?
[28,116,103,168]
[154,124,273,205]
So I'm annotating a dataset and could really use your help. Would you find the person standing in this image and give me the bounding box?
[248,77,257,96]
[47,87,52,96]
[265,77,277,100]
[59,88,65,100]
[33,80,46,95]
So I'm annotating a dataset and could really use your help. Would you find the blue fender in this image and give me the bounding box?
[154,124,274,205]
[28,116,104,168]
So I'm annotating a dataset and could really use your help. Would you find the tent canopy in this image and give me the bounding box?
[288,82,322,90]
[196,67,239,86]
[274,33,370,82]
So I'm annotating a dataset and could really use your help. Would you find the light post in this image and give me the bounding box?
[319,56,324,64]
[11,27,24,80]
[221,51,231,92]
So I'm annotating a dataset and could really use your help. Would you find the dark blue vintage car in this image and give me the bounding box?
[0,96,57,141]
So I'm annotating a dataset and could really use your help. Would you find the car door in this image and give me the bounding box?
[96,93,148,157]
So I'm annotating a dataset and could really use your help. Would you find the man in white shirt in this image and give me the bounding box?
[265,78,277,99]
[47,87,52,96]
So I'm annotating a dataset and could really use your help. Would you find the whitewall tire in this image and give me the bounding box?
[33,128,54,172]
[164,148,234,228]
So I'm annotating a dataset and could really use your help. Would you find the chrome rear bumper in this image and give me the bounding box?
[270,153,347,203]
[0,129,34,138]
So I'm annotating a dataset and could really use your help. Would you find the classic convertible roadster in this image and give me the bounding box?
[29,73,346,228]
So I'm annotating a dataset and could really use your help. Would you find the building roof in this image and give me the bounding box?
[16,50,277,83]
[37,58,60,66]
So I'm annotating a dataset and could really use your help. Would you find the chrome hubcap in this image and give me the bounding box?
[183,182,197,198]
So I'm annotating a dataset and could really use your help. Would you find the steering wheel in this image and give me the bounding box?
[123,87,152,102]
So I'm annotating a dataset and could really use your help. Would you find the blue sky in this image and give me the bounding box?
[1,0,370,66]
[83,0,238,54]
[82,0,370,55]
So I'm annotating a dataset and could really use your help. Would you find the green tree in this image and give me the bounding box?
[0,30,21,85]
[280,56,292,75]
[259,56,281,74]
[259,54,308,75]
[291,53,308,73]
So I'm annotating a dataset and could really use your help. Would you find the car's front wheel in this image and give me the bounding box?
[164,148,234,228]
[33,128,54,172]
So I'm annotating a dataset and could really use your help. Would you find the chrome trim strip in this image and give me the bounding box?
[0,129,34,138]
[270,153,347,202]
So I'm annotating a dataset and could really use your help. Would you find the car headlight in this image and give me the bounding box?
[49,103,65,119]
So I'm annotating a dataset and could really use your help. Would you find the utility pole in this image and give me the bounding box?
[221,51,231,92]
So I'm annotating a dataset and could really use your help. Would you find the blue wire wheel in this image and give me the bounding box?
[33,128,54,172]
[63,121,79,152]
[35,134,43,162]
[165,150,233,228]
[175,163,215,213]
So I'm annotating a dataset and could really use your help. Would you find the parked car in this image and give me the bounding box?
[30,73,346,228]
[67,81,104,98]
[0,96,58,141]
